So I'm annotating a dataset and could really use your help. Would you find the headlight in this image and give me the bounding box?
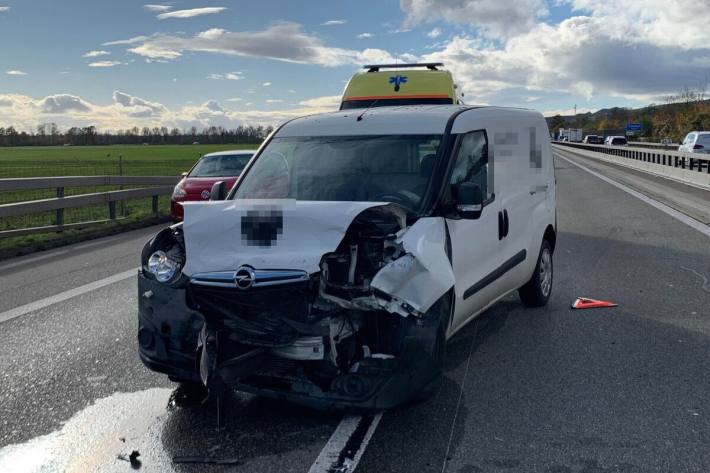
[147,250,180,283]
[172,185,187,200]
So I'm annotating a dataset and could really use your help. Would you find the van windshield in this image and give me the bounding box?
[233,135,442,212]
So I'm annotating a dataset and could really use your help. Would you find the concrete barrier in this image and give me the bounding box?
[552,142,710,190]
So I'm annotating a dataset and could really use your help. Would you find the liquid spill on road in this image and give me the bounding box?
[0,388,176,473]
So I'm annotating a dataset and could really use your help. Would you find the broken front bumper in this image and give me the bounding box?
[138,269,442,411]
[137,272,202,382]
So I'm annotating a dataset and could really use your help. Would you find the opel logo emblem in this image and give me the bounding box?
[201,190,210,200]
[234,266,255,290]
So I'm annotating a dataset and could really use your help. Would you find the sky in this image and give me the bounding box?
[0,0,709,132]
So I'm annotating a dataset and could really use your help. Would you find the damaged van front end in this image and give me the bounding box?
[138,200,455,411]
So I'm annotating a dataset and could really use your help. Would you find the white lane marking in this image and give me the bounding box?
[555,152,710,238]
[308,413,383,473]
[0,268,138,324]
[0,249,70,271]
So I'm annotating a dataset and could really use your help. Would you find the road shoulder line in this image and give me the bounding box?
[555,152,710,239]
[0,268,138,324]
[308,414,383,473]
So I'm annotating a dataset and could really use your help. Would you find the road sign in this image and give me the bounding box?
[626,123,642,132]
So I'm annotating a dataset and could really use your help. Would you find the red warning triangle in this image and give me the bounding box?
[571,297,618,310]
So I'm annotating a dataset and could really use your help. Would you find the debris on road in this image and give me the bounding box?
[571,297,618,310]
[117,450,142,469]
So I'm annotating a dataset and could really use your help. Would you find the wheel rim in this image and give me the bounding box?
[539,248,552,297]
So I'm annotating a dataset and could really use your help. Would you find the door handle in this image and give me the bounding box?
[498,210,510,240]
[498,211,505,240]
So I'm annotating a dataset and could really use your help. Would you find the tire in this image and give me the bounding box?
[519,239,553,307]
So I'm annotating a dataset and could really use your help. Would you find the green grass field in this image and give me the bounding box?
[0,143,259,177]
[0,144,260,257]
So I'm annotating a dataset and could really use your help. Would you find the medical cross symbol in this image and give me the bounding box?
[389,75,407,92]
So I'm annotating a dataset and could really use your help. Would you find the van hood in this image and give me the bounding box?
[181,199,455,316]
[181,200,393,276]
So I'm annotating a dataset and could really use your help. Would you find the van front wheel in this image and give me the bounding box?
[519,240,553,307]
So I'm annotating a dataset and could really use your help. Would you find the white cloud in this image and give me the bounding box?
[0,6,10,12]
[227,97,242,102]
[265,99,284,103]
[40,94,92,113]
[426,27,442,39]
[6,70,27,75]
[321,19,347,26]
[112,90,168,117]
[143,4,172,12]
[110,23,397,66]
[207,72,243,80]
[88,60,124,68]
[262,82,271,87]
[103,36,150,46]
[298,95,341,109]
[157,7,226,20]
[0,91,347,132]
[419,4,710,105]
[357,32,373,39]
[401,0,548,39]
[83,50,110,58]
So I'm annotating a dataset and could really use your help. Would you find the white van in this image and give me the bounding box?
[137,105,557,411]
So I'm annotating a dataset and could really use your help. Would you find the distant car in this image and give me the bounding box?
[583,135,603,144]
[170,150,256,221]
[678,131,710,154]
[605,136,627,146]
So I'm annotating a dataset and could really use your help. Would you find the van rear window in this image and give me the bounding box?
[340,97,453,110]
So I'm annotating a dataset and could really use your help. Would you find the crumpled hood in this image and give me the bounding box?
[181,199,388,276]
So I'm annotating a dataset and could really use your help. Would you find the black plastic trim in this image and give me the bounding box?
[463,249,527,300]
[420,106,482,216]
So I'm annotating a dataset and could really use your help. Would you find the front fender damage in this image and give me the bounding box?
[320,217,455,318]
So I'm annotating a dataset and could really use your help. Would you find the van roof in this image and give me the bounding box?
[276,105,542,137]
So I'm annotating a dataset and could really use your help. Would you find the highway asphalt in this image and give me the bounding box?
[0,147,709,472]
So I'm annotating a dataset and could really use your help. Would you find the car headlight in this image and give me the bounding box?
[147,250,180,283]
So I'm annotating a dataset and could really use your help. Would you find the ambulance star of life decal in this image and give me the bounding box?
[389,75,407,92]
[241,206,284,247]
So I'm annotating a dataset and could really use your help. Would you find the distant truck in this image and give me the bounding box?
[558,128,583,142]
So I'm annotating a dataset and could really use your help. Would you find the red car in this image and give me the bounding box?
[170,150,256,221]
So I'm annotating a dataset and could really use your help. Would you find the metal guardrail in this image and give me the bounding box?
[628,141,678,150]
[552,141,710,189]
[0,175,179,237]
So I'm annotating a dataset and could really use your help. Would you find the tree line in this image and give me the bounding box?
[0,124,275,147]
[549,83,710,142]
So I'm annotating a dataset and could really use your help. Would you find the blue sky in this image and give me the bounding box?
[1,0,708,131]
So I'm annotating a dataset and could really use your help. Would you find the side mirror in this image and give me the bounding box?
[210,181,227,201]
[455,182,483,219]
[181,171,188,178]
